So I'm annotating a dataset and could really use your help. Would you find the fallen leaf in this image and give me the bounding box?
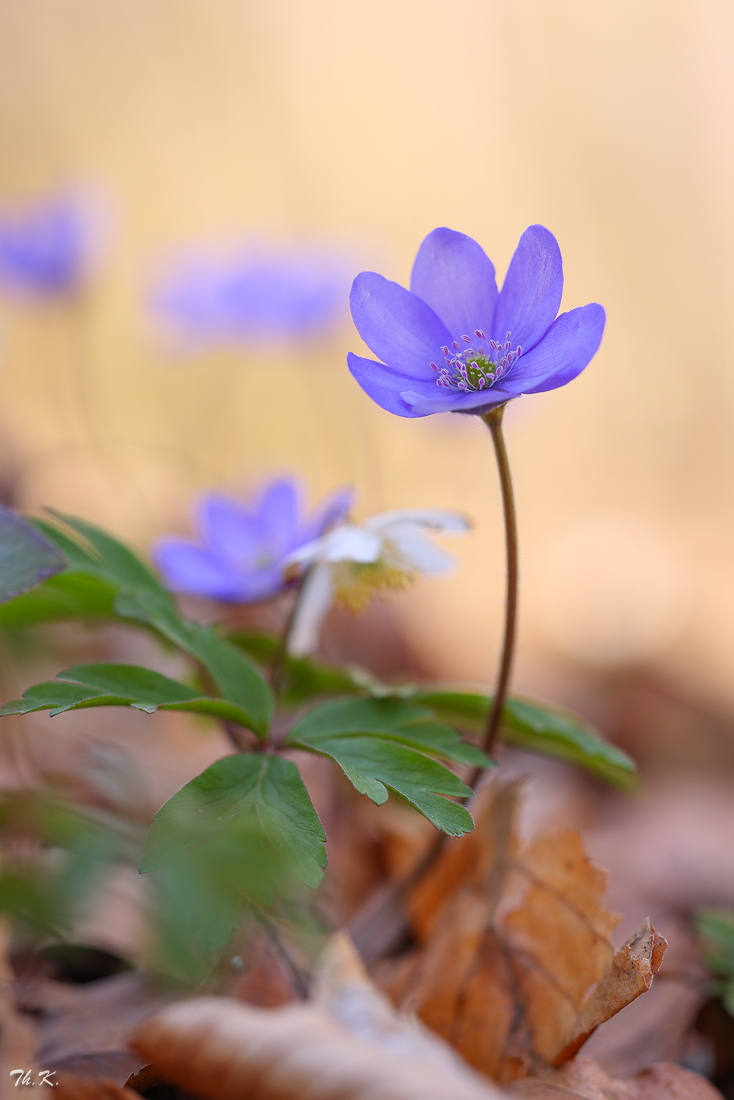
[54,1077,139,1100]
[129,933,503,1100]
[375,780,667,1082]
[508,1055,722,1100]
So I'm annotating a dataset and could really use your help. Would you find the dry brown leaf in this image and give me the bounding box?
[129,933,503,1100]
[54,1076,139,1100]
[375,780,667,1083]
[508,1055,723,1100]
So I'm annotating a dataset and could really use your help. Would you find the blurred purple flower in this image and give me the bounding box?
[153,245,350,349]
[0,195,95,295]
[153,477,352,603]
[347,226,605,417]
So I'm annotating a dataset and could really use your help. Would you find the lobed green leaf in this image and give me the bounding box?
[140,754,326,889]
[287,696,478,836]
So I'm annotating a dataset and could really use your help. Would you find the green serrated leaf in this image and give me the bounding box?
[0,681,106,717]
[289,723,473,836]
[0,507,66,605]
[414,689,636,790]
[0,663,264,730]
[140,754,326,889]
[58,663,201,706]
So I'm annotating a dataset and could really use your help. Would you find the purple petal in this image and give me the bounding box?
[348,352,443,418]
[410,228,498,341]
[154,540,245,600]
[256,478,300,555]
[303,486,354,542]
[197,495,261,570]
[499,303,605,395]
[350,272,452,379]
[401,386,515,417]
[154,540,286,602]
[492,225,563,352]
[348,352,514,418]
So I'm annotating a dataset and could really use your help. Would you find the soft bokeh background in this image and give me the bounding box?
[1,0,734,773]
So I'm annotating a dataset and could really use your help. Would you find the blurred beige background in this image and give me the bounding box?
[0,0,732,726]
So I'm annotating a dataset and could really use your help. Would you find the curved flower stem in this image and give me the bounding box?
[478,403,519,762]
[350,405,520,963]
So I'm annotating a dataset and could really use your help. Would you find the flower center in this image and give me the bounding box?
[430,330,522,393]
[332,540,416,613]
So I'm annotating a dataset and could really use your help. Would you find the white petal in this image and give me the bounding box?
[284,524,383,567]
[316,525,382,563]
[392,533,457,574]
[287,564,335,656]
[364,508,471,535]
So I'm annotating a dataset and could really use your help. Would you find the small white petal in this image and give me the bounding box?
[391,533,457,574]
[319,525,382,563]
[283,524,383,567]
[287,564,335,656]
[364,508,471,535]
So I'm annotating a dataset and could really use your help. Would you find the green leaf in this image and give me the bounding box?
[37,513,166,596]
[414,689,637,789]
[502,697,637,789]
[289,696,435,739]
[0,662,265,729]
[141,754,326,889]
[289,729,473,836]
[0,572,118,629]
[184,627,274,738]
[288,696,490,768]
[696,908,734,979]
[115,590,274,739]
[287,696,476,835]
[0,507,66,605]
[229,630,359,704]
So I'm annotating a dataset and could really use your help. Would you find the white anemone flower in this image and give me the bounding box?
[283,508,471,657]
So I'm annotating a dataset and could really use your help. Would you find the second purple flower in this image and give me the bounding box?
[154,478,351,604]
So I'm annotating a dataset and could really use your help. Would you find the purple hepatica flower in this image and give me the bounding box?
[153,478,352,604]
[0,195,93,296]
[154,246,350,349]
[347,226,605,417]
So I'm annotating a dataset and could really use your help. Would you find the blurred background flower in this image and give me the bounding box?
[152,243,351,352]
[0,190,102,298]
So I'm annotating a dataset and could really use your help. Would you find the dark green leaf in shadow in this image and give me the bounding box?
[0,506,66,605]
[414,689,637,789]
[0,572,117,629]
